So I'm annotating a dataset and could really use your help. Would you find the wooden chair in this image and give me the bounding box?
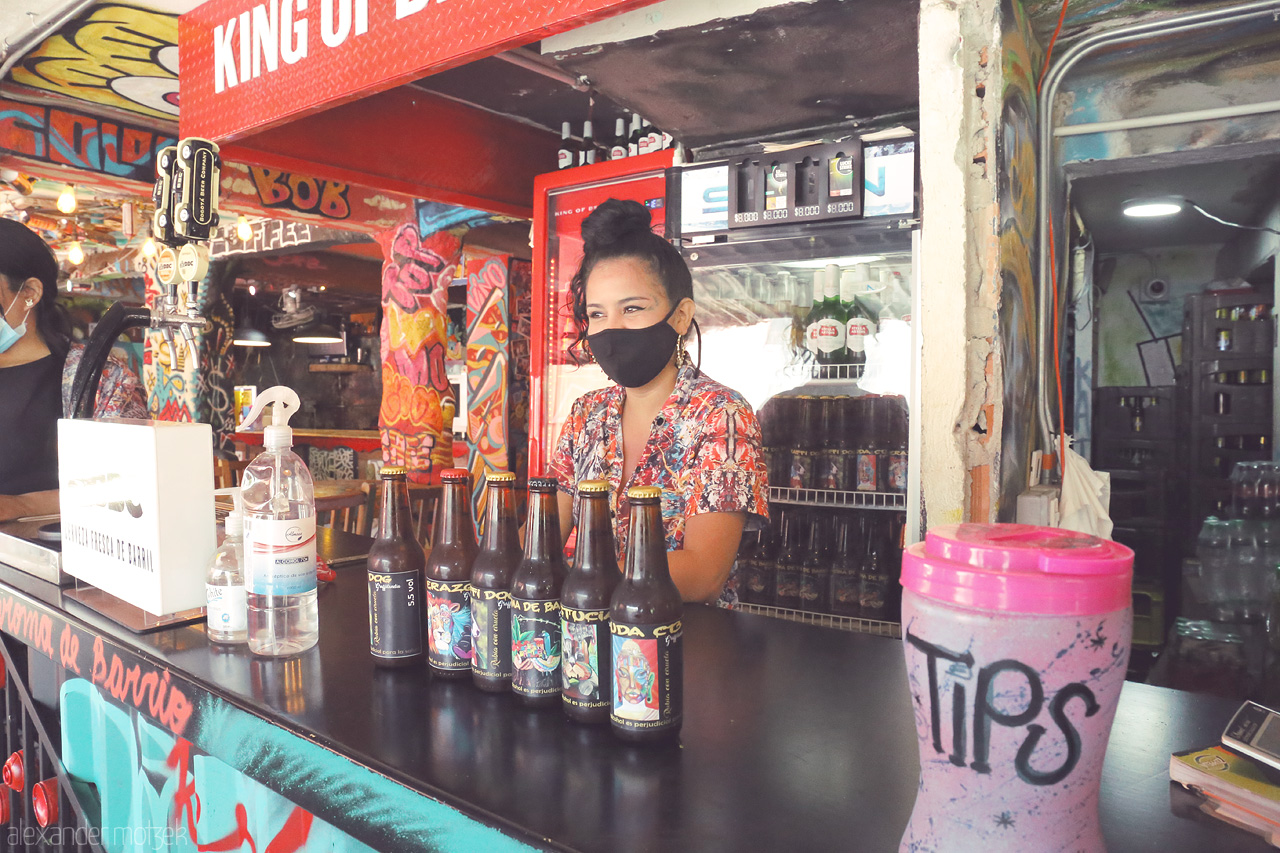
[213,457,251,489]
[314,481,372,535]
[362,481,441,546]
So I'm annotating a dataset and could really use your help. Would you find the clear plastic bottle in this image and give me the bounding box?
[207,488,248,644]
[239,387,319,656]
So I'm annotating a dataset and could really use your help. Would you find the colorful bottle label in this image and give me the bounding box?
[610,620,683,733]
[887,451,908,492]
[846,318,871,353]
[814,319,845,353]
[368,569,422,660]
[557,148,574,169]
[562,607,609,711]
[855,450,880,491]
[206,584,246,633]
[609,144,628,160]
[426,579,472,671]
[512,598,561,698]
[244,516,316,596]
[470,587,513,680]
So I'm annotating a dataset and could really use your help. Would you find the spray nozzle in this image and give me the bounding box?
[214,487,244,537]
[239,386,300,449]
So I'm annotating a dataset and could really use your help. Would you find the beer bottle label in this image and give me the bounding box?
[855,450,880,491]
[846,319,871,353]
[830,569,860,615]
[207,584,246,633]
[818,450,842,490]
[887,451,908,492]
[368,569,423,660]
[799,568,823,607]
[610,620,683,733]
[512,598,561,698]
[814,318,845,354]
[562,607,609,710]
[471,587,513,680]
[775,568,802,606]
[426,579,472,672]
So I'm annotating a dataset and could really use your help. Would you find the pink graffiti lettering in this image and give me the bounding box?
[58,625,81,675]
[93,647,191,734]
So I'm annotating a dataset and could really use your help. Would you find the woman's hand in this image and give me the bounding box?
[0,489,60,523]
[667,511,747,603]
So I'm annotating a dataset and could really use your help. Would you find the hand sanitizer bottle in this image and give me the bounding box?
[207,488,249,644]
[239,387,318,657]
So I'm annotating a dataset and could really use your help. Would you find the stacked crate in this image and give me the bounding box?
[1181,292,1274,529]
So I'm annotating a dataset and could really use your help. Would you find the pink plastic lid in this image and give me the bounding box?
[900,523,1133,616]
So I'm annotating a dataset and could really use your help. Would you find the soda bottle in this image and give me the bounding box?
[425,468,476,678]
[609,485,683,742]
[561,480,622,724]
[511,478,568,707]
[366,465,425,667]
[471,471,521,692]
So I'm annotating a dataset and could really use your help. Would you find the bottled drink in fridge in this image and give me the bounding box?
[789,396,819,490]
[805,266,848,364]
[610,485,683,742]
[799,517,829,613]
[840,268,873,367]
[775,512,803,609]
[207,489,248,644]
[609,117,628,161]
[578,120,596,166]
[471,471,521,692]
[511,478,568,707]
[859,518,892,621]
[829,514,862,617]
[557,121,575,170]
[561,480,622,724]
[239,387,319,657]
[366,466,425,667]
[426,468,476,678]
[883,396,909,493]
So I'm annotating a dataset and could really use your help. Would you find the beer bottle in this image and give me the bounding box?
[829,514,862,617]
[367,466,425,666]
[561,480,622,724]
[775,512,803,609]
[471,471,521,692]
[609,485,682,742]
[425,468,476,678]
[859,517,891,621]
[511,478,568,707]
[799,514,829,613]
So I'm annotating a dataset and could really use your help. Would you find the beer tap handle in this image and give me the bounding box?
[162,327,177,365]
[180,323,199,367]
[186,280,201,318]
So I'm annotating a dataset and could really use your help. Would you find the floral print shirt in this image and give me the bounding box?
[60,343,148,419]
[551,364,769,607]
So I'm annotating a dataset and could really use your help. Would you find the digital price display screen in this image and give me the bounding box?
[679,164,730,234]
[863,139,916,217]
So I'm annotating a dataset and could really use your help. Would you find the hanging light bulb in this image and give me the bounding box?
[236,215,253,241]
[56,184,76,214]
[68,241,84,265]
[142,237,158,258]
[248,284,257,296]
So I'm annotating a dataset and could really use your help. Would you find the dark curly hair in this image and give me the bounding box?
[567,198,697,364]
[0,218,72,359]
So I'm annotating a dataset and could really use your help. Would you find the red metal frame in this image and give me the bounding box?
[527,149,674,475]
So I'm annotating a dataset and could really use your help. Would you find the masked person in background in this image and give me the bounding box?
[551,199,769,606]
[0,219,146,521]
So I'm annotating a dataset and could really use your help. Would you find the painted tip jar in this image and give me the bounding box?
[898,523,1133,853]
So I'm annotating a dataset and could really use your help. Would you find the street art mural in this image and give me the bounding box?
[508,260,533,490]
[1025,0,1242,43]
[0,97,174,183]
[219,163,413,233]
[465,255,511,515]
[7,4,180,122]
[308,446,358,480]
[378,221,459,481]
[996,0,1042,521]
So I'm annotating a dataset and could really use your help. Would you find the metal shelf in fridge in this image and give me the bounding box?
[768,486,905,510]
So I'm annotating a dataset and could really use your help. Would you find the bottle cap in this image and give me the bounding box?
[900,523,1133,616]
[528,477,558,492]
[441,468,469,482]
[380,465,407,478]
[578,479,609,494]
[486,471,516,483]
[627,485,662,501]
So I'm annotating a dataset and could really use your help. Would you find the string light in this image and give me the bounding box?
[68,242,84,265]
[248,284,257,295]
[236,215,253,241]
[56,184,76,214]
[142,237,158,258]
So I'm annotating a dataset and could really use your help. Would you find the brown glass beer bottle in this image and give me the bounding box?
[561,480,621,724]
[471,471,521,692]
[511,478,568,707]
[609,485,682,742]
[367,466,425,666]
[425,468,476,678]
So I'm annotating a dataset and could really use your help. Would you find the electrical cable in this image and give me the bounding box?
[1188,201,1280,235]
[1038,0,1072,94]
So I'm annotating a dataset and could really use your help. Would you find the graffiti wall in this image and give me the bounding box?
[508,260,533,490]
[465,255,511,515]
[995,0,1042,520]
[0,97,174,184]
[221,163,413,234]
[6,3,180,122]
[378,221,459,482]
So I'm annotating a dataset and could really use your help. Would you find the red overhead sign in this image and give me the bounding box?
[178,0,657,143]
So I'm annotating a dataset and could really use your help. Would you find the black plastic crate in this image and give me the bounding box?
[1108,470,1176,524]
[1094,385,1178,441]
[1112,522,1184,584]
[1186,357,1273,426]
[1183,291,1274,361]
[1187,420,1271,478]
[1093,438,1178,472]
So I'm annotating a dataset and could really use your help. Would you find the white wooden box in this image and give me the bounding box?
[58,418,214,616]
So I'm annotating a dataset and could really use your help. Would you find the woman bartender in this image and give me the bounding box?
[0,219,146,521]
[550,199,768,606]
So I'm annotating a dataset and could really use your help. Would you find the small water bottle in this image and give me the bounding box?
[239,387,319,657]
[206,488,248,644]
[1197,516,1232,616]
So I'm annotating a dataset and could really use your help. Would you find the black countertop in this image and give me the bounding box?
[0,546,1270,852]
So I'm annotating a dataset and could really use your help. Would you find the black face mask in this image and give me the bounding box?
[587,303,681,388]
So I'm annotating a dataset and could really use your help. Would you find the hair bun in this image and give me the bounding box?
[581,199,652,253]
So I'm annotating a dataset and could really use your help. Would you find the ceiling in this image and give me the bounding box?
[1070,150,1280,253]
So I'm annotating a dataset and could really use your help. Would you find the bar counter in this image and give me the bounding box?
[0,545,1269,852]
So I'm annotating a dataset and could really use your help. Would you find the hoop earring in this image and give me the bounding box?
[676,336,689,369]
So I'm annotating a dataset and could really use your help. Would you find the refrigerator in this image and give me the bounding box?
[530,137,920,629]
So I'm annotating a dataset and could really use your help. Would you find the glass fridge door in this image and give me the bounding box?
[529,152,674,474]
